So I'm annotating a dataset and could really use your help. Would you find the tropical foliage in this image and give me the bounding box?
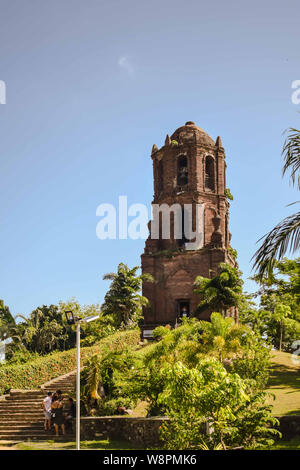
[126,317,272,434]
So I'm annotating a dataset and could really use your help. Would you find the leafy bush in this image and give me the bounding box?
[158,359,280,450]
[127,318,272,419]
[0,330,140,395]
[94,397,135,416]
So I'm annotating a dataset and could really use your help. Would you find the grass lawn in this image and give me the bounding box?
[0,439,144,451]
[266,350,300,416]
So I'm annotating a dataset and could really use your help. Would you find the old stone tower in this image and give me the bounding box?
[141,121,236,337]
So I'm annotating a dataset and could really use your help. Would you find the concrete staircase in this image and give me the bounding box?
[0,371,76,440]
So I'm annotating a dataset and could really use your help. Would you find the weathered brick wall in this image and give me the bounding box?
[142,248,230,324]
[80,416,169,447]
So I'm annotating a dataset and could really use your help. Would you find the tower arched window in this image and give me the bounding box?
[177,206,191,249]
[157,160,164,192]
[205,156,215,191]
[177,155,188,187]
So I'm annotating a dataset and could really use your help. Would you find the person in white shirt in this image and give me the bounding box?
[42,392,53,431]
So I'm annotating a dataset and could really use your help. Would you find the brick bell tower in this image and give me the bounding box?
[141,121,237,337]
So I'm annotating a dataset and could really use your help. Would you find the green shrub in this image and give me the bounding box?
[158,359,280,450]
[95,397,135,416]
[0,330,140,395]
[4,349,40,365]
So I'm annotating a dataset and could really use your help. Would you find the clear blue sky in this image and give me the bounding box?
[0,0,299,316]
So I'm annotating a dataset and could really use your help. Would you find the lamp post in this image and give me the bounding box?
[65,311,99,451]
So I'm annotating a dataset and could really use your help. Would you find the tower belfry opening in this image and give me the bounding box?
[177,155,188,187]
[205,155,215,191]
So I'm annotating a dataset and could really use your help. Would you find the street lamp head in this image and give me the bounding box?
[82,314,100,324]
[65,311,75,325]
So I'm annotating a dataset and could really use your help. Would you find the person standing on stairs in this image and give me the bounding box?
[42,391,53,432]
[51,389,63,403]
[51,396,66,437]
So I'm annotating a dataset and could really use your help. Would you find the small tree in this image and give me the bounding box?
[194,263,243,317]
[102,263,153,328]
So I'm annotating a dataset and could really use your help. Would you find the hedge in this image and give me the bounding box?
[0,329,140,395]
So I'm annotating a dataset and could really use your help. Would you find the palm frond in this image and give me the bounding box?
[282,128,300,189]
[103,273,117,281]
[252,209,300,279]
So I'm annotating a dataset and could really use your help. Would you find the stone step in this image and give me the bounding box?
[43,388,74,391]
[0,407,43,411]
[45,377,76,382]
[0,413,43,418]
[0,404,45,409]
[49,381,75,384]
[0,425,44,431]
[43,384,75,387]
[1,401,72,407]
[0,433,75,441]
[4,398,44,403]
[0,413,43,417]
[0,410,44,414]
[46,379,75,382]
[0,429,50,435]
[0,370,77,440]
[0,413,42,416]
[45,379,75,382]
[5,397,46,402]
[0,419,44,424]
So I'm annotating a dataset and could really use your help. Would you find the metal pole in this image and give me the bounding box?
[76,321,80,450]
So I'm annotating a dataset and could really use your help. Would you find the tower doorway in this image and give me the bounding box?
[176,299,190,320]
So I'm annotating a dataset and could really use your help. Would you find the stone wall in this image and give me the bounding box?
[80,416,169,447]
[80,415,300,447]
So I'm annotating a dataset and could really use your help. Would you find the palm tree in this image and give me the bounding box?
[102,263,153,327]
[82,348,135,402]
[194,263,243,317]
[253,128,300,279]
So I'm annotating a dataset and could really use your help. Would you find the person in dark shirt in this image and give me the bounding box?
[64,397,76,432]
